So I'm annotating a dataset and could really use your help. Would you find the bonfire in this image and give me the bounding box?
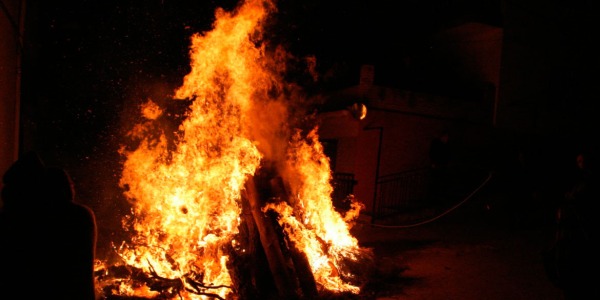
[94,1,374,299]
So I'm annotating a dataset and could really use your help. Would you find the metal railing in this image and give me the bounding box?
[372,167,431,222]
[370,166,492,224]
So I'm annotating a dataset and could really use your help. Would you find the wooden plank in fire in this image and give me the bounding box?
[269,176,319,298]
[243,176,302,300]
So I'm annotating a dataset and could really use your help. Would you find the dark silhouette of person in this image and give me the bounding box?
[0,151,98,300]
[504,147,543,228]
[429,131,451,170]
[546,149,599,299]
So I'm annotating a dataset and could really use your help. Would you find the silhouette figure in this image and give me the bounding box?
[429,131,451,169]
[0,152,97,300]
[544,149,599,300]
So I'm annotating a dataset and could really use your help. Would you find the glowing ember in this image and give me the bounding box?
[95,0,371,299]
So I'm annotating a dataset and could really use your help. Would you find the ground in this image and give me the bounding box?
[349,186,566,300]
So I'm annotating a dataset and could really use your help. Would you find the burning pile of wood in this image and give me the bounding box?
[95,165,374,300]
[93,1,377,298]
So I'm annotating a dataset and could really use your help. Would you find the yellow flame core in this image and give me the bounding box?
[104,0,367,298]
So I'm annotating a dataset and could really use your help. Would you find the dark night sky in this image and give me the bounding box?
[21,0,502,134]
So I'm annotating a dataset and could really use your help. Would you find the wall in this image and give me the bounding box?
[0,0,22,189]
[318,42,500,214]
[497,1,598,140]
[318,88,487,214]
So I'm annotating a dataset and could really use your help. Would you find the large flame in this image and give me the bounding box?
[97,0,369,299]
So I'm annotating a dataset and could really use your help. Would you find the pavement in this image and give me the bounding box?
[349,175,567,300]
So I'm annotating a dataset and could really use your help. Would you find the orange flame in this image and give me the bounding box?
[263,128,365,293]
[97,0,369,298]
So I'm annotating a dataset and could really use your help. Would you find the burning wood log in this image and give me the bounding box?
[96,261,233,299]
[243,176,302,299]
[230,189,277,299]
[268,176,319,299]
